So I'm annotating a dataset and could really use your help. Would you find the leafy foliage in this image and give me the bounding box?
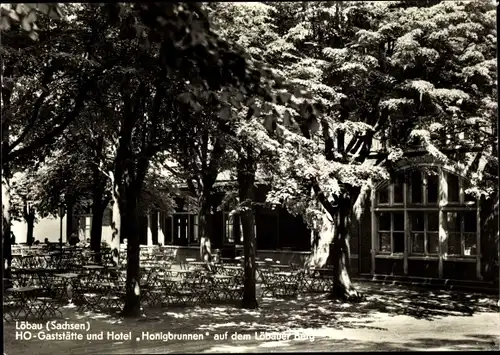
[214,1,497,232]
[0,3,65,40]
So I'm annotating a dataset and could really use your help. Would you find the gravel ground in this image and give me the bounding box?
[4,282,499,354]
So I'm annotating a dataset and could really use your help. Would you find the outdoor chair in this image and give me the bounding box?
[259,260,285,296]
[272,281,299,298]
[9,287,62,321]
[227,285,244,300]
[307,268,335,293]
[31,288,63,320]
[168,282,195,306]
[3,293,22,322]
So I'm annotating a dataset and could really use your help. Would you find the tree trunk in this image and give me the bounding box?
[329,198,361,302]
[90,137,107,262]
[2,169,12,280]
[2,73,12,281]
[121,188,142,318]
[307,208,335,268]
[26,212,35,246]
[198,194,212,265]
[110,173,121,267]
[90,203,105,263]
[120,155,149,318]
[238,153,258,309]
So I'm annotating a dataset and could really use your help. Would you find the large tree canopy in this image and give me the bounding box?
[1,1,496,311]
[206,0,497,300]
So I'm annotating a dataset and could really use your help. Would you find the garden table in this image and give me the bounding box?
[140,266,163,305]
[258,266,287,297]
[209,275,235,301]
[10,268,29,287]
[78,273,119,312]
[54,273,81,305]
[6,286,46,320]
[164,277,196,305]
[32,268,62,290]
[142,270,170,307]
[221,265,244,282]
[82,264,105,278]
[272,271,300,297]
[11,268,48,287]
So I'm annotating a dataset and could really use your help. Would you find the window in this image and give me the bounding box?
[377,186,389,204]
[446,211,477,256]
[393,176,404,204]
[427,174,439,204]
[393,212,405,253]
[377,212,391,252]
[409,169,439,206]
[75,215,92,241]
[223,212,243,245]
[410,171,423,204]
[172,213,196,245]
[224,212,235,244]
[447,174,460,203]
[377,212,404,253]
[409,211,439,255]
[374,167,478,258]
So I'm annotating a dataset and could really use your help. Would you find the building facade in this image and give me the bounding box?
[13,158,498,288]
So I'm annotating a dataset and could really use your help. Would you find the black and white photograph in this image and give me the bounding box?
[1,1,499,353]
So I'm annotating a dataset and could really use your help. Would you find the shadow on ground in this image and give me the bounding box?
[5,281,499,354]
[77,281,498,332]
[201,335,499,353]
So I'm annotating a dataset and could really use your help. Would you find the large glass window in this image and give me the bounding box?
[409,211,439,255]
[374,167,478,258]
[446,211,477,256]
[377,212,404,253]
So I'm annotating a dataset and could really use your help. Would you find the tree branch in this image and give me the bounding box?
[311,180,339,217]
[8,78,92,163]
[8,65,56,153]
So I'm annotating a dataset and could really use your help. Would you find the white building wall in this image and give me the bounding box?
[11,215,67,244]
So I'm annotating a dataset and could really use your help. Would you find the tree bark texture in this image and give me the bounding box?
[90,137,108,262]
[90,203,105,263]
[2,169,12,280]
[198,194,213,265]
[118,152,149,317]
[329,197,362,302]
[110,173,121,267]
[307,208,335,268]
[120,188,142,318]
[26,211,35,246]
[238,152,258,309]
